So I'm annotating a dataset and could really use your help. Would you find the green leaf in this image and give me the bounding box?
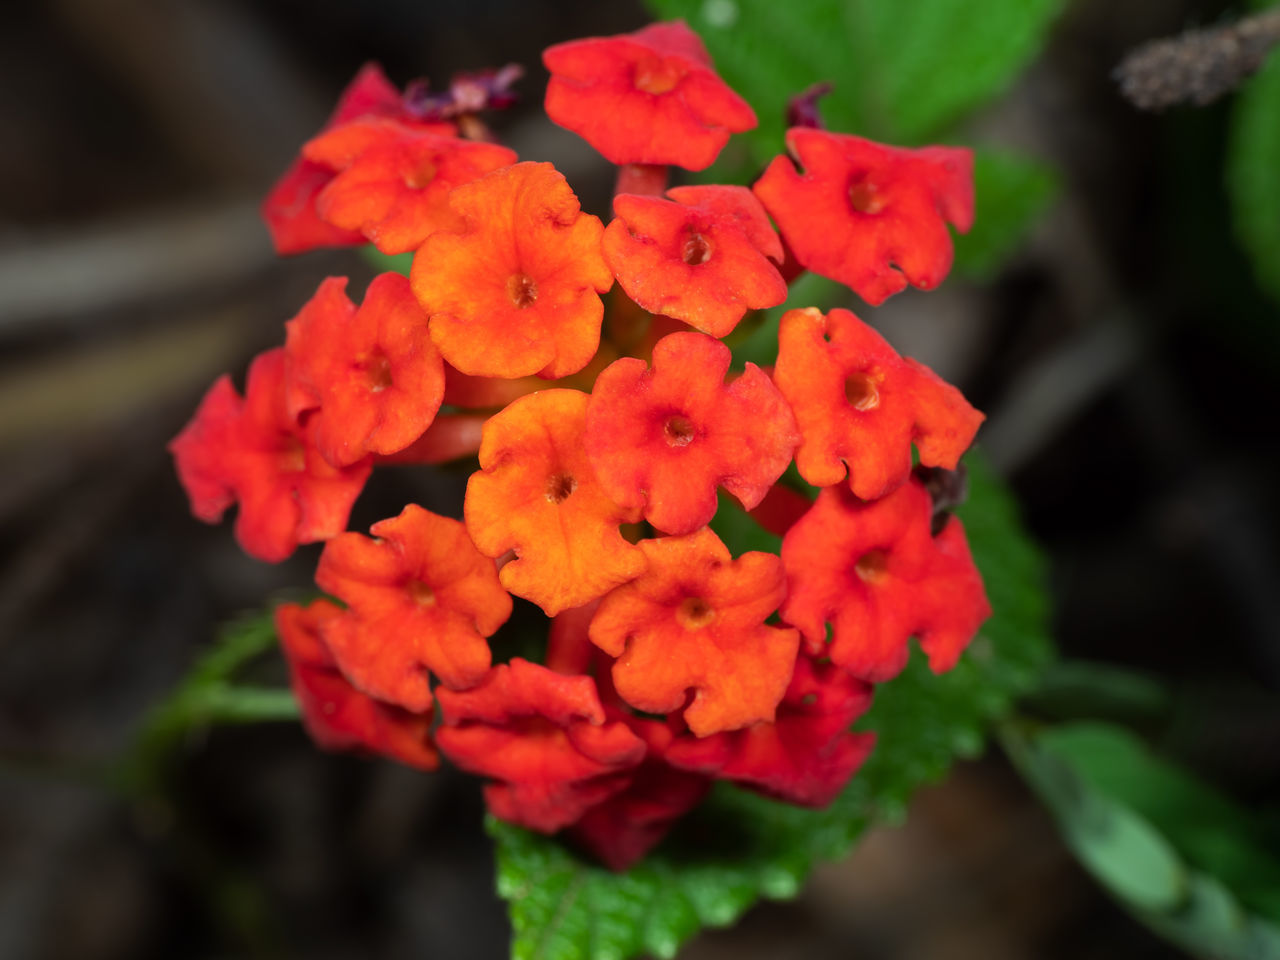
[1007,722,1280,959]
[1227,17,1280,306]
[492,450,1053,959]
[954,151,1058,279]
[644,0,1065,147]
[1038,722,1280,924]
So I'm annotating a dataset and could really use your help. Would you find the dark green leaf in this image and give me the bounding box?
[492,450,1052,959]
[1227,11,1280,307]
[644,0,1065,147]
[1039,722,1280,923]
[1008,722,1280,959]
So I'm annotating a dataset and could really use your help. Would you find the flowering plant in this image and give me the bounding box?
[163,15,1054,958]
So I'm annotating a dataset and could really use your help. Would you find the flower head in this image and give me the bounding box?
[753,130,973,305]
[589,528,800,736]
[275,599,439,770]
[284,273,445,467]
[780,478,990,682]
[543,21,756,170]
[411,162,613,379]
[465,389,645,616]
[314,504,511,711]
[584,331,799,535]
[602,185,786,337]
[303,119,517,254]
[774,306,984,499]
[435,658,646,833]
[168,348,371,562]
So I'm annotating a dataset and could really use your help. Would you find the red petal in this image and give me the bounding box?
[780,479,991,681]
[753,130,972,305]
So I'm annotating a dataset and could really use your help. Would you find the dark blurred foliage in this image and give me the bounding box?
[0,1,1276,958]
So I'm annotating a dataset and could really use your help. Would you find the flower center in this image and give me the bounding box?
[854,549,890,583]
[681,232,713,265]
[633,55,682,95]
[278,436,306,473]
[663,414,695,447]
[676,596,715,629]
[545,473,577,504]
[844,372,880,411]
[366,354,393,393]
[403,158,438,190]
[406,580,436,605]
[848,178,886,215]
[506,273,538,308]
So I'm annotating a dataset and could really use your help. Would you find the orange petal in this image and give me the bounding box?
[285,273,445,467]
[314,503,511,711]
[411,162,613,379]
[588,528,799,736]
[774,306,983,500]
[465,389,645,615]
[306,119,516,254]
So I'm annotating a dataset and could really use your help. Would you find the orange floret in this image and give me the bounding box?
[303,118,517,254]
[464,390,645,616]
[774,307,984,500]
[169,348,371,563]
[262,64,455,255]
[410,162,613,379]
[314,504,511,712]
[753,129,973,305]
[275,599,439,771]
[602,185,786,337]
[665,655,874,807]
[780,478,991,682]
[589,528,800,736]
[584,331,799,535]
[435,658,646,833]
[284,273,444,468]
[543,21,756,170]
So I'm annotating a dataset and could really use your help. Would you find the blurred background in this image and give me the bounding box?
[1,0,1278,957]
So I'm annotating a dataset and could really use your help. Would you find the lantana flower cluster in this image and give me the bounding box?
[171,20,990,870]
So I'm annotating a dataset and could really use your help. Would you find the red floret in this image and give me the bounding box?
[314,504,511,712]
[284,273,444,468]
[602,185,786,337]
[543,21,756,170]
[569,719,712,871]
[169,347,371,562]
[774,306,984,500]
[584,331,799,535]
[753,129,972,305]
[435,658,647,833]
[275,599,439,771]
[303,119,517,254]
[665,655,874,807]
[262,64,454,255]
[780,478,991,682]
